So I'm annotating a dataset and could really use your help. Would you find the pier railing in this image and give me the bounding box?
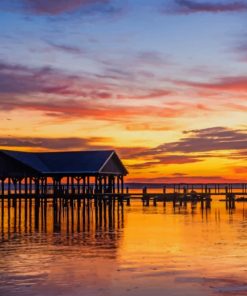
[0,182,246,211]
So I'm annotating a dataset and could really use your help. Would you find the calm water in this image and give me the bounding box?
[0,198,246,296]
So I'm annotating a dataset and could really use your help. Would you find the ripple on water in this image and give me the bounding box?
[0,200,246,296]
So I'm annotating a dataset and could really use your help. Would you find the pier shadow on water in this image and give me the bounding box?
[0,196,124,244]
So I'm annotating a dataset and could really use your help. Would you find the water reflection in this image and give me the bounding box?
[0,198,247,296]
[0,198,124,246]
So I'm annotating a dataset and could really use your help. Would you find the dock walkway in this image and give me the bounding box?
[1,183,247,210]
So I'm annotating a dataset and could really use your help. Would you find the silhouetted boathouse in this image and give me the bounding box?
[0,150,128,197]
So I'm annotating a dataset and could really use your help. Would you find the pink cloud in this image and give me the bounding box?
[129,89,172,99]
[19,100,187,121]
[173,76,247,93]
[0,62,211,122]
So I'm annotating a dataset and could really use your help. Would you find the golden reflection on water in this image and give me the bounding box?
[0,198,246,296]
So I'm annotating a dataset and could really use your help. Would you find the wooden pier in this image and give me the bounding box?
[0,149,246,210]
[1,182,247,210]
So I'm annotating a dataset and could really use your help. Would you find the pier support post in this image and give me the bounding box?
[34,177,40,196]
[117,176,120,194]
[1,178,5,197]
[24,177,28,196]
[120,175,124,194]
[29,177,32,195]
[18,178,21,195]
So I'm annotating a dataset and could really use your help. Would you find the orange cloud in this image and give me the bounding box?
[233,167,247,174]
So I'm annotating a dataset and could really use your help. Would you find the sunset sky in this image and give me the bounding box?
[0,0,247,183]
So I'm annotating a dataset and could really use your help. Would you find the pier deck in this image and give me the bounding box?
[1,183,247,211]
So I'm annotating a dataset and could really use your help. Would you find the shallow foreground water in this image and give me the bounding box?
[0,198,246,296]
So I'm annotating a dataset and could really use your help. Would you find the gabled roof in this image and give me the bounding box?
[0,150,128,175]
[3,150,49,172]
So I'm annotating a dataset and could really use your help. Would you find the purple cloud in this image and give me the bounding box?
[0,61,183,122]
[155,127,247,153]
[128,155,202,169]
[234,38,247,62]
[135,51,171,66]
[0,0,123,17]
[23,0,111,15]
[165,0,247,14]
[0,62,115,99]
[130,127,247,164]
[0,136,112,150]
[46,41,86,55]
